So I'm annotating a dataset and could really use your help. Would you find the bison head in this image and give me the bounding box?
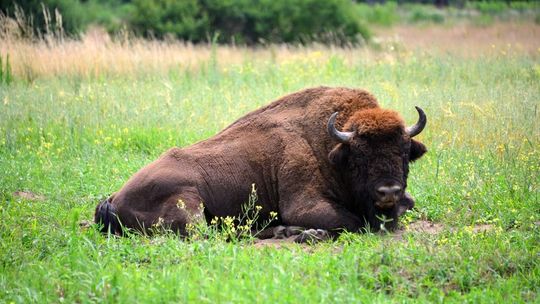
[327,107,427,230]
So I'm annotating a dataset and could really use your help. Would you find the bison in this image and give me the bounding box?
[95,87,427,242]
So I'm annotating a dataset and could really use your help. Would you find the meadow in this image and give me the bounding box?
[1,23,539,302]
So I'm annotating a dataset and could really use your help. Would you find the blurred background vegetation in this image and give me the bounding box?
[0,0,539,45]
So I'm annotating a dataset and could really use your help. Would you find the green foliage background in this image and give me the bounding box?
[1,0,370,43]
[2,0,539,43]
[129,0,370,44]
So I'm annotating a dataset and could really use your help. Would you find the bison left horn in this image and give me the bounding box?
[406,106,427,138]
[327,112,353,143]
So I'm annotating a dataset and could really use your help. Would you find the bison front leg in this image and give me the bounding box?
[257,225,332,243]
[277,148,363,243]
[279,194,363,243]
[293,228,332,243]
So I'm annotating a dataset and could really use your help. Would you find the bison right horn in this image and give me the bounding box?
[327,112,354,143]
[406,106,427,138]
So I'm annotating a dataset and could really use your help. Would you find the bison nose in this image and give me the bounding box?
[376,184,402,203]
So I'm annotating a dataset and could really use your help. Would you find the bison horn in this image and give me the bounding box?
[406,106,427,138]
[327,112,353,143]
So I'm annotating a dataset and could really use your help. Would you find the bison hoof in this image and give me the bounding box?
[273,226,304,239]
[294,229,330,243]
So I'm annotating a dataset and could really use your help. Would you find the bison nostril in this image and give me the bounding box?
[376,185,402,199]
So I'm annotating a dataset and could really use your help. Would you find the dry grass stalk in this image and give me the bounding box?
[1,11,538,80]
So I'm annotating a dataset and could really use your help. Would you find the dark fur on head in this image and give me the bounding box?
[328,108,427,230]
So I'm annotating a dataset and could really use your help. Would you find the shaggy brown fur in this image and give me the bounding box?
[346,109,405,136]
[95,86,427,240]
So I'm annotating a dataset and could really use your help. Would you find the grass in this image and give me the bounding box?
[355,1,540,27]
[1,30,539,302]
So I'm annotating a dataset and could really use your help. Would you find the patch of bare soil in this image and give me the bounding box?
[472,224,495,233]
[405,220,445,234]
[394,221,497,240]
[13,190,45,201]
[392,220,444,240]
[79,220,93,229]
[253,236,298,248]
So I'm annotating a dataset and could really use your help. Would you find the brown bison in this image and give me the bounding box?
[95,87,427,242]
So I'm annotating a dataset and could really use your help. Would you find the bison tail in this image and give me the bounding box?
[94,197,122,235]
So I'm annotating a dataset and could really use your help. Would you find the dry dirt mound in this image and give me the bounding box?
[254,236,298,248]
[13,190,45,201]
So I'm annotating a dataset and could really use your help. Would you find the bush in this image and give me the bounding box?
[1,0,83,37]
[0,0,130,38]
[509,1,538,12]
[406,4,445,24]
[129,0,370,45]
[356,2,400,27]
[468,1,507,15]
[129,0,208,41]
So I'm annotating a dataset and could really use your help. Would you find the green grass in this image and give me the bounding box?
[1,51,539,302]
[354,2,540,27]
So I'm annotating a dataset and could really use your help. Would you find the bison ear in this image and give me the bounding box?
[410,139,427,162]
[328,144,350,168]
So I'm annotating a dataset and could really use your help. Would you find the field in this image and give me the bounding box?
[1,22,539,302]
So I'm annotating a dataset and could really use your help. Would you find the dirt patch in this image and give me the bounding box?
[394,221,495,240]
[79,220,93,229]
[13,190,45,201]
[392,220,444,240]
[253,236,298,248]
[405,220,445,234]
[472,224,494,233]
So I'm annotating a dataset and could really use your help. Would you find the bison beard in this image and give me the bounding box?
[95,87,427,242]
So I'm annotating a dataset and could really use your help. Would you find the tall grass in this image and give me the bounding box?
[2,22,539,82]
[0,53,13,84]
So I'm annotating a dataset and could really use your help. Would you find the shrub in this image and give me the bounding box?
[1,0,131,38]
[406,4,445,24]
[129,0,208,41]
[356,2,400,27]
[129,0,370,45]
[1,0,91,37]
[468,1,507,15]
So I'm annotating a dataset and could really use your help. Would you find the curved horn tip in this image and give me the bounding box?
[327,112,339,130]
[415,106,426,122]
[406,106,427,137]
[327,112,353,143]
